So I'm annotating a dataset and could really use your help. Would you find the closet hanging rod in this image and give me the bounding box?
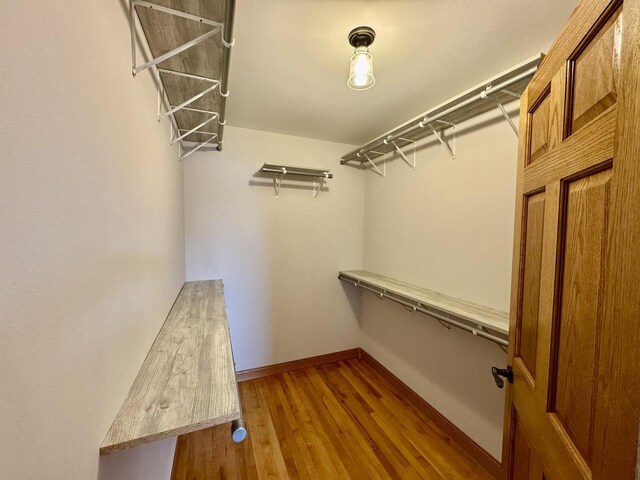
[341,55,542,164]
[215,0,237,151]
[338,273,509,347]
[260,164,333,179]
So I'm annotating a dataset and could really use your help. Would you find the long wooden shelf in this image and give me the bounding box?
[100,280,241,455]
[339,270,509,344]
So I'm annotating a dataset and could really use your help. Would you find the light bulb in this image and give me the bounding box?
[348,46,375,90]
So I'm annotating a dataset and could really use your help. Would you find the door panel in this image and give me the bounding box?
[512,413,545,480]
[549,169,612,466]
[516,192,546,379]
[569,8,622,134]
[503,0,640,479]
[529,93,552,164]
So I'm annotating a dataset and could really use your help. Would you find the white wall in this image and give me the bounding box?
[0,2,184,479]
[358,106,520,460]
[184,126,364,370]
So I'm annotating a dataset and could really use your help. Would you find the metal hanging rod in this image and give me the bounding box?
[341,54,543,166]
[215,0,237,151]
[260,164,333,199]
[260,164,333,179]
[338,273,509,347]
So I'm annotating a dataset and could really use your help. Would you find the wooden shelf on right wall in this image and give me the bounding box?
[338,270,509,346]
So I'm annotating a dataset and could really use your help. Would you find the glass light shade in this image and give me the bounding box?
[347,46,375,90]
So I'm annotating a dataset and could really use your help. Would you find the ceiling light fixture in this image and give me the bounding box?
[347,26,376,91]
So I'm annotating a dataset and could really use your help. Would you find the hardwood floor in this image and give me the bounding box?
[172,358,495,479]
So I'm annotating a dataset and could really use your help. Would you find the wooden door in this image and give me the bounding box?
[502,0,640,479]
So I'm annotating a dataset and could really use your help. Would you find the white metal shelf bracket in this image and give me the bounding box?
[482,86,519,137]
[385,137,416,170]
[160,83,220,120]
[420,119,456,160]
[313,178,323,199]
[180,134,218,161]
[493,97,519,137]
[130,0,223,77]
[360,152,386,177]
[171,114,219,145]
[274,172,283,198]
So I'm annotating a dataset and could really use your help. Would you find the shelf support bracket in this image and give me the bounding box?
[179,134,218,160]
[361,152,386,177]
[492,97,519,137]
[313,178,323,199]
[386,138,416,170]
[160,83,220,120]
[421,119,456,160]
[273,172,283,198]
[130,0,223,77]
[171,114,219,145]
[501,89,521,99]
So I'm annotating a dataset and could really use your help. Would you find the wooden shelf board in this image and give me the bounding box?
[100,280,240,455]
[339,270,509,336]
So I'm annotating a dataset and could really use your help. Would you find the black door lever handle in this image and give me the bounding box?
[492,366,513,388]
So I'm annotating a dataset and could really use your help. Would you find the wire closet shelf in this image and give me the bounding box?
[129,0,237,160]
[340,55,544,175]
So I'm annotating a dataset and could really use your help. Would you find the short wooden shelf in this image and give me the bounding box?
[100,280,241,455]
[339,270,509,344]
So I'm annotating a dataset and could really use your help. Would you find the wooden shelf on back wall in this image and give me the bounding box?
[100,280,241,455]
[339,270,509,345]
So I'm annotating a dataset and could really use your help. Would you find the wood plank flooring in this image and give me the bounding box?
[172,358,495,480]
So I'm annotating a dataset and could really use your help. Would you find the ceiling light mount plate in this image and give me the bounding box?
[348,26,376,48]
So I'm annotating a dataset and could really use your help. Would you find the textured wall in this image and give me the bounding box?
[359,107,520,459]
[0,1,185,479]
[183,126,364,370]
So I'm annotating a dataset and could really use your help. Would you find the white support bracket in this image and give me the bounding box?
[274,172,283,198]
[360,151,386,177]
[420,118,456,160]
[130,0,223,77]
[179,134,218,160]
[385,137,416,170]
[179,129,217,136]
[482,85,519,137]
[157,68,219,83]
[171,114,219,144]
[312,178,322,199]
[501,89,521,99]
[160,83,220,120]
[493,97,519,137]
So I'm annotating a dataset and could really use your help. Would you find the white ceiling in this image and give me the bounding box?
[225,0,579,145]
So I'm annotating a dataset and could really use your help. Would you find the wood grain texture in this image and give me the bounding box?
[523,105,616,193]
[136,0,225,143]
[526,0,618,106]
[100,280,241,455]
[570,7,622,133]
[517,192,545,379]
[172,356,497,480]
[236,349,361,382]
[551,169,612,465]
[339,270,509,335]
[594,0,640,475]
[529,93,552,163]
[504,0,640,478]
[501,85,532,479]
